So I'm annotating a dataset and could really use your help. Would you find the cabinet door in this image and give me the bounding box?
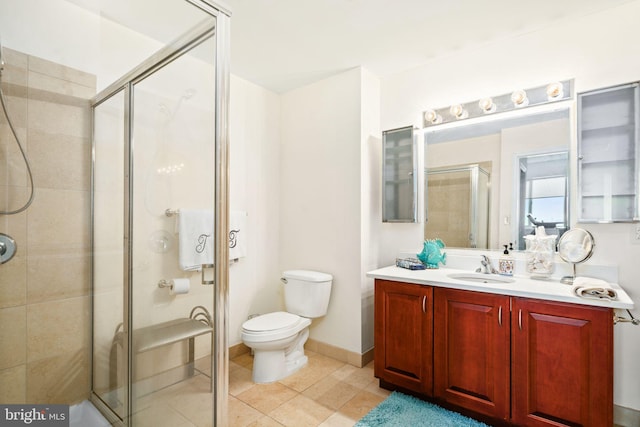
[382,126,417,222]
[374,279,432,395]
[578,82,639,222]
[511,298,613,427]
[434,288,510,421]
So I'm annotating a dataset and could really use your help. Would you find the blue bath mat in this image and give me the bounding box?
[355,391,490,427]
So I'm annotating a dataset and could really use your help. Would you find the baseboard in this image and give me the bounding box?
[614,404,640,427]
[229,342,250,359]
[306,339,374,368]
[229,340,372,367]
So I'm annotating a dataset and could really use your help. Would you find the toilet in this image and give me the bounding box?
[241,269,333,383]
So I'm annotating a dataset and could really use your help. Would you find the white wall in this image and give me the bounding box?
[228,75,282,345]
[280,67,375,354]
[379,1,640,410]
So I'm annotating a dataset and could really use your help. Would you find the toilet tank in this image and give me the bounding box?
[282,270,332,318]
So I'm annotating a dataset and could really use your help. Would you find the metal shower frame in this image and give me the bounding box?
[89,1,230,425]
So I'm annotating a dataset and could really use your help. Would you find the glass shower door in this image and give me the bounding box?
[93,90,126,419]
[128,34,217,426]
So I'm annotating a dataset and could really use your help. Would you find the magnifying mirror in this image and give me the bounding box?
[557,228,595,284]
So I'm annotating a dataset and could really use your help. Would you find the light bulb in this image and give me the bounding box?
[479,97,495,113]
[449,104,468,119]
[424,109,442,124]
[546,82,564,100]
[511,90,529,107]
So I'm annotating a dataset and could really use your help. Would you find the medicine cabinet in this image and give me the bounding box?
[382,126,417,222]
[577,82,640,222]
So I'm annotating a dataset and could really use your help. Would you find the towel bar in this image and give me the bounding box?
[614,309,639,325]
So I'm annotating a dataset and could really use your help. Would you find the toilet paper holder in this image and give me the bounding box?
[158,279,173,289]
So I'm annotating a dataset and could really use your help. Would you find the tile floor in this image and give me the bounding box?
[129,350,389,427]
[228,351,389,427]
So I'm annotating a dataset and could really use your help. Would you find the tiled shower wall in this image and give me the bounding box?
[0,47,95,404]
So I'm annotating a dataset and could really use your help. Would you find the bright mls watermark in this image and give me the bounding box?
[0,405,69,426]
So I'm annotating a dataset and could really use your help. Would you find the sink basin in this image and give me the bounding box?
[447,273,515,284]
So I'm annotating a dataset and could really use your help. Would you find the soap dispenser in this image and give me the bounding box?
[499,244,514,276]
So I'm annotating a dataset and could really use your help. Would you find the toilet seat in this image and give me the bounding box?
[241,311,311,343]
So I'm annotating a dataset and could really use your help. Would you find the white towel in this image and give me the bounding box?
[229,211,247,260]
[178,209,214,271]
[572,277,618,301]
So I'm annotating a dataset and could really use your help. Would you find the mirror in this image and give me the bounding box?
[424,107,571,249]
[557,228,595,283]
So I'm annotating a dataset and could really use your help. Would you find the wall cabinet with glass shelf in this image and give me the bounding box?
[382,126,417,222]
[577,82,639,222]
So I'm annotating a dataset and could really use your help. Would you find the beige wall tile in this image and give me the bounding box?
[0,255,27,308]
[27,99,90,139]
[3,48,28,69]
[28,71,96,100]
[0,305,26,369]
[27,188,90,256]
[27,296,89,362]
[26,349,89,405]
[0,191,28,244]
[28,55,96,89]
[1,48,28,88]
[0,365,26,404]
[0,94,28,128]
[0,124,29,189]
[27,251,90,303]
[28,129,91,191]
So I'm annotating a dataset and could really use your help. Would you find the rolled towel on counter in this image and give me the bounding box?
[572,276,618,301]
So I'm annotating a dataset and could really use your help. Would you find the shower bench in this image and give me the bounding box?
[109,306,213,393]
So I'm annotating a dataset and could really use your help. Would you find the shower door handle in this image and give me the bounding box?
[201,264,215,285]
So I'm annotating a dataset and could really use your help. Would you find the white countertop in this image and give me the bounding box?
[367,265,635,310]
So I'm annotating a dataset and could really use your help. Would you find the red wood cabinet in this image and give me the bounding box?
[374,279,614,426]
[374,279,433,395]
[434,287,511,421]
[511,297,613,427]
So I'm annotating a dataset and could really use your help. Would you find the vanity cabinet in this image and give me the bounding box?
[577,82,639,222]
[433,288,511,421]
[374,279,614,426]
[382,126,417,223]
[374,279,433,395]
[511,297,613,427]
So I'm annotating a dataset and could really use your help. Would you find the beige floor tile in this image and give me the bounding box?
[318,412,357,427]
[229,395,264,427]
[278,353,345,392]
[338,390,386,423]
[269,394,334,427]
[302,376,360,411]
[230,364,255,396]
[330,364,375,390]
[236,382,297,413]
[129,401,195,427]
[246,415,285,427]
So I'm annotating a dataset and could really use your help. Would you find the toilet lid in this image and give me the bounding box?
[243,311,300,332]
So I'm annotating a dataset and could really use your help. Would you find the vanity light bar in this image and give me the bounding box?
[423,79,574,128]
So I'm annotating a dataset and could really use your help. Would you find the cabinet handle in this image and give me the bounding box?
[518,309,522,331]
[498,305,502,326]
[422,296,426,313]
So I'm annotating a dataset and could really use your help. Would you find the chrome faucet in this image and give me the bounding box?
[477,255,498,274]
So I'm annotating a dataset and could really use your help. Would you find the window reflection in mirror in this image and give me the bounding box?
[424,107,571,250]
[516,151,569,250]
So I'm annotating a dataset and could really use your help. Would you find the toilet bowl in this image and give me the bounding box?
[241,270,332,383]
[241,311,311,383]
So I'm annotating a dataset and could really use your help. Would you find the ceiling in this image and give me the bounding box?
[68,0,634,93]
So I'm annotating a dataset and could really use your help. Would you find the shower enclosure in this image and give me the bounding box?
[91,3,230,426]
[425,164,490,248]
